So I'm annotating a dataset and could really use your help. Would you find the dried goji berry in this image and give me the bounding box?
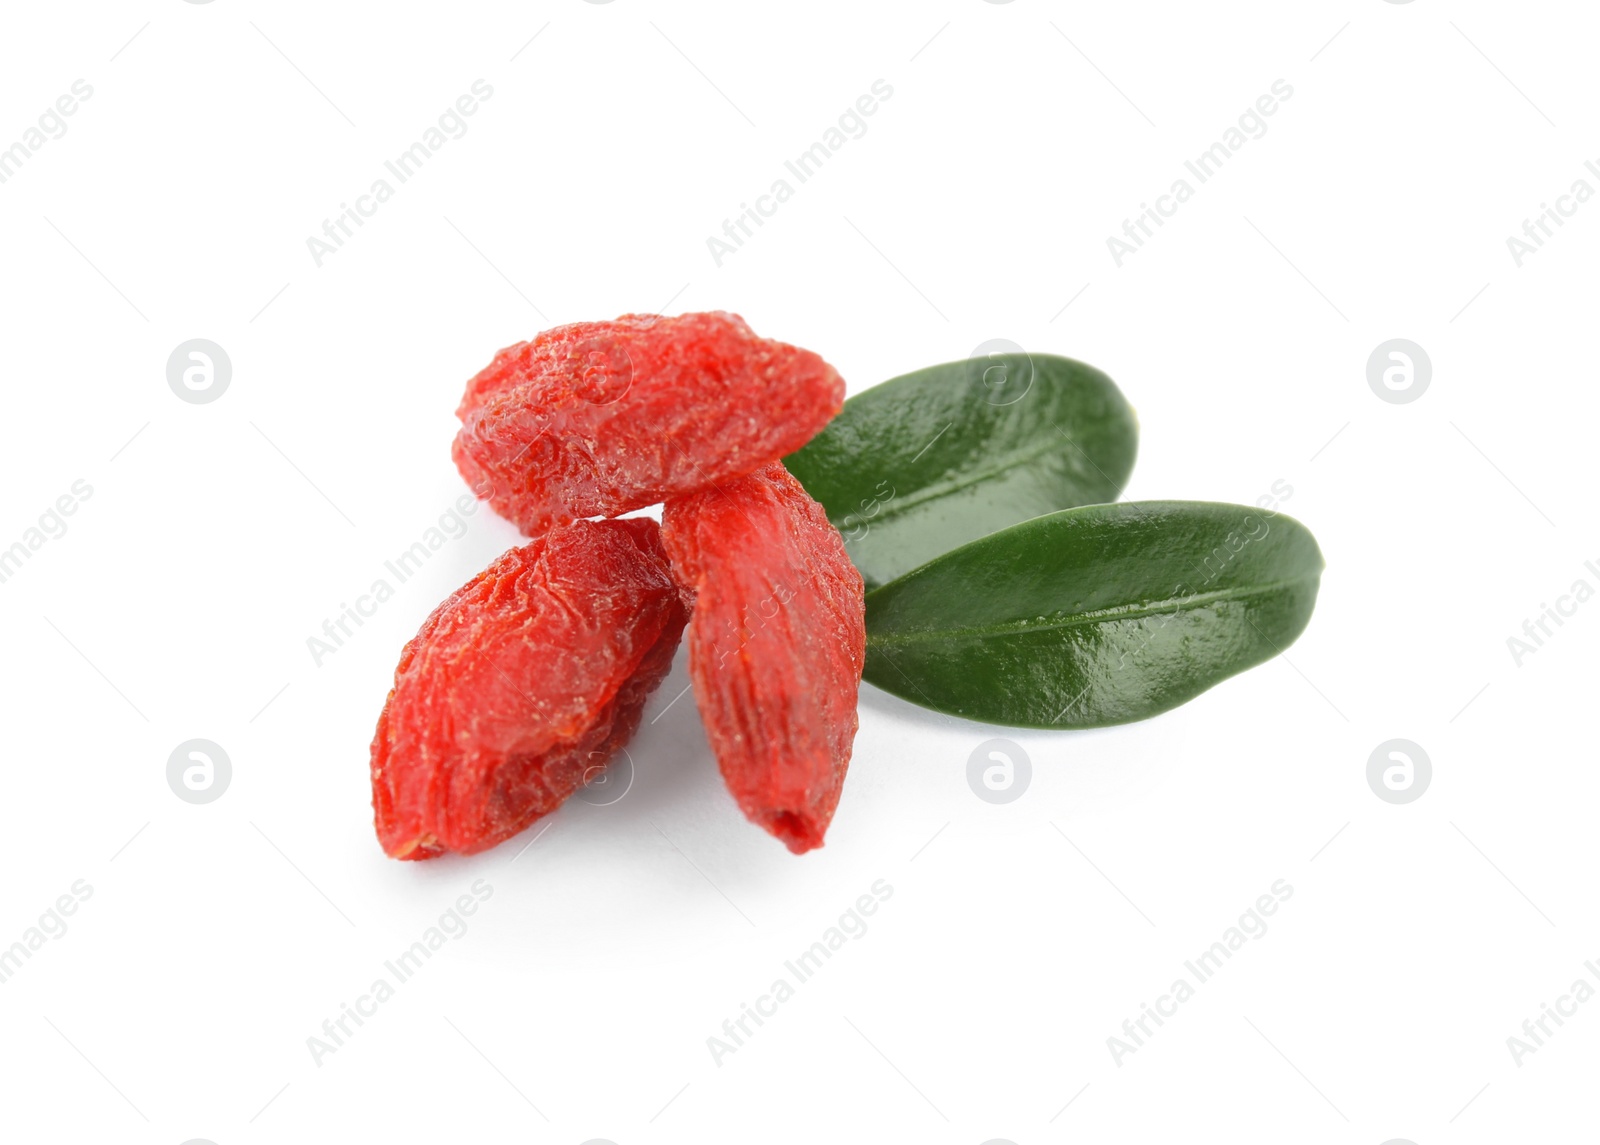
[662,463,865,853]
[370,518,687,859]
[453,312,844,537]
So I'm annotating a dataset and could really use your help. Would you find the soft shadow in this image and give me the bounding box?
[575,642,727,833]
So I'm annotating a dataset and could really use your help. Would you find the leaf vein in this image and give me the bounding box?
[866,574,1317,648]
[834,429,1122,529]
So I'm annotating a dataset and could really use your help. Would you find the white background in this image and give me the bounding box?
[1,1,1595,1142]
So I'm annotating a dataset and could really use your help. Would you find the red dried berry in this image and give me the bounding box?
[662,463,865,853]
[370,518,687,859]
[453,312,844,537]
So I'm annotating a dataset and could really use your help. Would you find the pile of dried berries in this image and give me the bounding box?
[372,312,862,858]
[370,310,1326,862]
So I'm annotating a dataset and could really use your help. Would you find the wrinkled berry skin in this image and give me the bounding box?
[371,519,687,859]
[453,312,844,537]
[662,463,865,853]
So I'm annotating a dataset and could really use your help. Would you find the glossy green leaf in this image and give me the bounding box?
[862,501,1323,728]
[786,353,1137,590]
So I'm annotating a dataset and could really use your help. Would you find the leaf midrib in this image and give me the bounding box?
[866,574,1317,648]
[833,428,1116,529]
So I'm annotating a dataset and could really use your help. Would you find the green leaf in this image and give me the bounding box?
[785,353,1137,590]
[862,501,1324,729]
